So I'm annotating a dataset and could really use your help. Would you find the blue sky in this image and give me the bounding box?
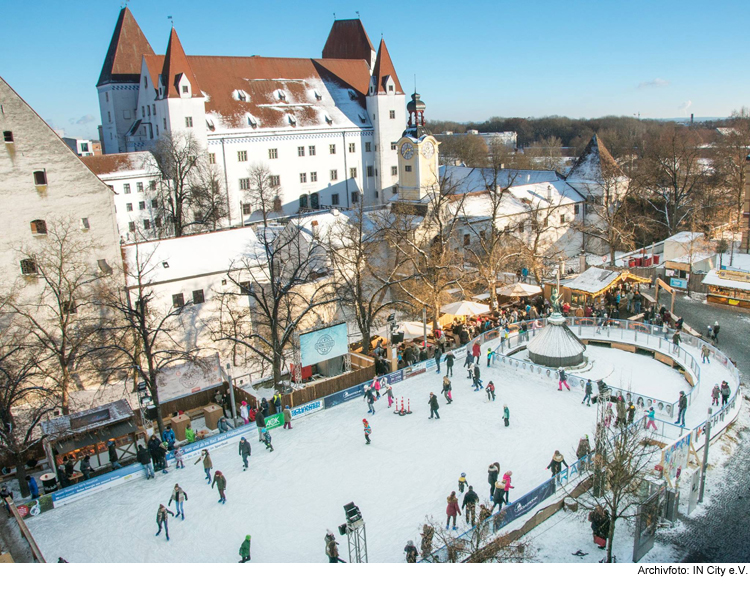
[1,0,748,139]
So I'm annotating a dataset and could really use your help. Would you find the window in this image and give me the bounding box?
[192,289,205,305]
[123,183,131,194]
[125,203,133,212]
[298,146,305,157]
[463,234,471,246]
[391,166,398,176]
[33,170,47,186]
[3,131,13,143]
[155,217,162,228]
[300,173,307,183]
[62,300,77,315]
[172,293,185,308]
[329,144,336,154]
[105,92,109,103]
[128,221,136,232]
[574,204,580,215]
[560,214,566,224]
[151,199,158,208]
[348,143,355,153]
[208,153,216,164]
[349,167,357,178]
[405,165,412,172]
[182,85,189,94]
[239,178,250,190]
[163,118,167,129]
[331,193,339,205]
[147,106,151,117]
[365,142,371,152]
[269,175,280,187]
[143,219,151,230]
[390,142,397,151]
[389,85,394,92]
[156,125,159,137]
[269,148,278,159]
[392,185,398,194]
[309,146,316,156]
[367,166,374,177]
[20,259,37,275]
[134,182,143,193]
[310,193,319,209]
[310,172,318,182]
[150,180,157,191]
[299,194,308,208]
[389,110,396,119]
[81,218,90,230]
[351,191,359,203]
[139,201,146,210]
[141,106,145,118]
[107,112,112,123]
[330,169,338,181]
[242,203,252,215]
[30,219,47,235]
[185,117,193,128]
[239,281,252,295]
[97,259,113,275]
[238,150,248,162]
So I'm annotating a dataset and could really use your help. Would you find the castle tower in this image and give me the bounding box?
[97,7,154,154]
[322,19,376,72]
[396,92,439,202]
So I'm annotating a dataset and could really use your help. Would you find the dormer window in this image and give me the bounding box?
[206,119,215,131]
[277,89,287,102]
[33,170,47,186]
[314,90,322,101]
[288,114,297,127]
[324,114,333,125]
[358,113,366,123]
[182,85,189,95]
[247,115,258,128]
[237,90,247,102]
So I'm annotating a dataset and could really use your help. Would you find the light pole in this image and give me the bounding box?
[698,408,712,503]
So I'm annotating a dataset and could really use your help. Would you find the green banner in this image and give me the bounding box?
[264,412,284,430]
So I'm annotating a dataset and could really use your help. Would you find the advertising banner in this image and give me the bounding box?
[16,494,54,519]
[383,369,403,385]
[492,478,556,532]
[661,432,691,486]
[264,412,284,430]
[324,383,364,409]
[300,323,348,366]
[403,362,427,380]
[290,399,324,419]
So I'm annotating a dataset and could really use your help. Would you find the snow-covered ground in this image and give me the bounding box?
[27,344,694,563]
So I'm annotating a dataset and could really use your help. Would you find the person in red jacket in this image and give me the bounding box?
[446,491,461,530]
[472,341,481,359]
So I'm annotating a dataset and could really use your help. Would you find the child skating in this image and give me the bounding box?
[503,405,510,427]
[261,428,274,452]
[458,472,468,493]
[363,419,372,444]
[485,381,495,401]
[442,376,453,404]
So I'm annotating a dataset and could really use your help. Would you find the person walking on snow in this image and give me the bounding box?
[503,405,510,427]
[155,504,174,541]
[582,379,593,406]
[446,491,461,530]
[365,389,376,414]
[212,470,227,503]
[363,419,372,444]
[462,485,479,526]
[434,347,442,374]
[445,350,455,377]
[195,450,213,482]
[557,367,570,391]
[485,381,496,401]
[239,535,251,563]
[441,376,453,404]
[283,405,293,429]
[428,393,440,419]
[645,407,658,432]
[487,462,500,497]
[168,484,188,520]
[261,428,274,452]
[239,437,252,470]
[675,391,687,427]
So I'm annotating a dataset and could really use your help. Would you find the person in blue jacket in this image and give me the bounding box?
[26,475,39,499]
[162,427,177,450]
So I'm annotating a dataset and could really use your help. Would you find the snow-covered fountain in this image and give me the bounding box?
[526,287,587,368]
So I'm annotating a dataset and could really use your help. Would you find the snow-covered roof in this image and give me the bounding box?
[124,226,266,286]
[702,269,750,290]
[441,165,560,195]
[566,134,624,184]
[79,151,155,178]
[667,251,714,265]
[665,231,704,244]
[41,399,134,438]
[563,267,622,294]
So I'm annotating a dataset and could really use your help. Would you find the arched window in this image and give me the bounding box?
[299,194,308,209]
[310,193,319,209]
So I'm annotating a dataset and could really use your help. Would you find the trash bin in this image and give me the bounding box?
[40,472,58,493]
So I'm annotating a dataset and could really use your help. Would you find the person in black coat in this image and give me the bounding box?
[434,348,442,374]
[428,393,440,419]
[148,435,163,470]
[137,444,155,479]
[238,437,252,470]
[255,410,266,442]
[487,462,500,497]
[589,506,610,549]
[404,540,418,563]
[260,398,270,417]
[462,485,480,526]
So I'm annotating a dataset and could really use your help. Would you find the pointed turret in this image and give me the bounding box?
[98,7,154,86]
[567,134,624,182]
[160,28,202,98]
[322,19,375,68]
[371,38,403,94]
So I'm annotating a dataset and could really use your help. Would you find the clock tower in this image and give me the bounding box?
[396,92,439,202]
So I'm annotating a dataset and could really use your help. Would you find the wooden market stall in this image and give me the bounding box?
[548,266,651,308]
[702,267,750,308]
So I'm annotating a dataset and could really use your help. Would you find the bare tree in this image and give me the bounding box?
[190,164,230,233]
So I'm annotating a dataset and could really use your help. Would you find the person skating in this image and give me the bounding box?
[365,388,376,414]
[239,535,252,563]
[168,484,188,520]
[434,347,442,374]
[195,450,213,482]
[260,428,274,452]
[701,344,711,364]
[472,341,481,360]
[363,419,372,444]
[445,350,455,377]
[627,402,636,425]
[645,407,658,431]
[212,470,227,503]
[155,504,174,541]
[582,379,593,406]
[720,381,731,406]
[462,485,479,526]
[472,363,483,391]
[487,462,500,497]
[325,531,345,563]
[458,472,468,493]
[255,408,266,442]
[173,444,185,469]
[501,471,513,504]
[404,540,418,563]
[547,451,568,478]
[386,384,394,408]
[675,391,687,427]
[137,444,155,479]
[428,393,440,419]
[239,437,252,470]
[557,367,570,391]
[503,405,510,427]
[446,491,461,530]
[464,352,474,373]
[711,383,720,406]
[441,376,453,404]
[147,434,162,471]
[491,481,505,513]
[485,381,496,401]
[486,347,494,367]
[283,405,293,429]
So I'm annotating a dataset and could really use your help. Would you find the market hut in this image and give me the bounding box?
[549,267,651,308]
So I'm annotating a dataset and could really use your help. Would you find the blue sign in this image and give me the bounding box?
[492,478,556,532]
[324,383,364,409]
[669,277,688,289]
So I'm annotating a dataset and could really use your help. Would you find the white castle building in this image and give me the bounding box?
[96,7,407,224]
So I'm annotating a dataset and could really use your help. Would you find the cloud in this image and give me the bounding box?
[637,78,669,90]
[74,114,96,126]
[678,100,693,114]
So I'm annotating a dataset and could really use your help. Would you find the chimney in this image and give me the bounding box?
[690,113,694,125]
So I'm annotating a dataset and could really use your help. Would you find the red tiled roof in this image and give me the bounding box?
[79,153,150,176]
[98,7,154,86]
[143,54,164,93]
[322,19,374,65]
[371,38,403,94]
[161,28,202,98]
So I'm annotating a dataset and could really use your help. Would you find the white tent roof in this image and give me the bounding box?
[498,283,542,297]
[440,300,491,316]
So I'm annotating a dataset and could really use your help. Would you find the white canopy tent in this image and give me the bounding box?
[440,300,491,316]
[497,283,542,298]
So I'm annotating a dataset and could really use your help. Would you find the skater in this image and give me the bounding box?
[701,344,711,364]
[478,504,491,524]
[589,506,610,549]
[386,385,394,408]
[174,444,185,469]
[441,376,453,404]
[137,444,155,479]
[155,504,174,541]
[711,383,720,406]
[108,440,123,470]
[501,471,513,504]
[240,400,250,425]
[671,330,681,354]
[713,321,720,344]
[261,428,274,452]
[546,451,568,478]
[487,347,494,367]
[445,350,455,377]
[255,408,266,442]
[434,347,442,373]
[472,341,481,360]
[195,450,213,482]
[675,391,687,427]
[615,396,626,428]
[168,484,188,520]
[325,531,345,563]
[487,462,500,497]
[576,435,591,462]
[26,475,39,500]
[212,470,227,503]
[485,381,496,402]
[462,485,479,526]
[503,405,510,427]
[472,363,483,391]
[582,379,593,406]
[627,402,636,425]
[283,405,293,429]
[363,419,372,444]
[239,437,252,470]
[491,481,505,513]
[239,535,252,563]
[420,524,435,558]
[645,407,658,432]
[604,402,614,428]
[720,381,731,406]
[147,434,162,471]
[404,540,418,563]
[557,367,570,391]
[458,472,468,493]
[446,491,461,530]
[463,351,474,371]
[428,393,440,419]
[365,388,376,414]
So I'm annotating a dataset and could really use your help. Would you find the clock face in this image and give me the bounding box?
[400,142,415,160]
[421,142,435,159]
